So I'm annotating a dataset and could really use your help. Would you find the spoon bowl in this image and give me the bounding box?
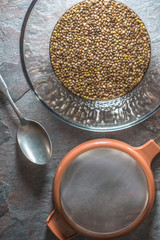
[0,74,52,165]
[17,119,52,165]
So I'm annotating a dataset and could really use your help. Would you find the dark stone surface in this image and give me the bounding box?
[0,0,30,107]
[0,62,29,107]
[0,182,9,217]
[0,0,160,240]
[142,114,160,133]
[0,110,10,146]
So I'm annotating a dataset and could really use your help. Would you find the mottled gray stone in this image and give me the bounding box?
[0,62,29,107]
[0,110,10,146]
[0,0,160,240]
[0,182,9,217]
[142,111,160,133]
[0,0,30,107]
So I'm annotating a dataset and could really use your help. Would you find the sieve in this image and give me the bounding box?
[47,138,160,239]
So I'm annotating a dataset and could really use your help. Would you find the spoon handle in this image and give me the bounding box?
[0,75,24,122]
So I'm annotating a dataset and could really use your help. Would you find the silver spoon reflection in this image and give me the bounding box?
[0,75,52,165]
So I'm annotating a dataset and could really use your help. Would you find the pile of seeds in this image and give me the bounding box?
[50,0,150,101]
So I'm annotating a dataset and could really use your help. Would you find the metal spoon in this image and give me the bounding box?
[0,75,52,165]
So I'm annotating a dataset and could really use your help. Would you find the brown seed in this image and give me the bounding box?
[50,0,150,101]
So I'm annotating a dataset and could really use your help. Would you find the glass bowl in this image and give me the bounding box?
[20,0,160,132]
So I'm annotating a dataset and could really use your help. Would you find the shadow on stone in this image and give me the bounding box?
[15,142,48,197]
[45,227,58,240]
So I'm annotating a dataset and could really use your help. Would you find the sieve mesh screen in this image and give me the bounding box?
[60,148,148,235]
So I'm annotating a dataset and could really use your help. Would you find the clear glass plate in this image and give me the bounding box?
[20,0,160,132]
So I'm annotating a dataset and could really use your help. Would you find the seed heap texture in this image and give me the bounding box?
[50,0,150,101]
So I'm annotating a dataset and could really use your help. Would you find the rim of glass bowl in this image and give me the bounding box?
[19,0,160,132]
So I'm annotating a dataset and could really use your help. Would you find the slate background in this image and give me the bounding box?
[0,0,160,239]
